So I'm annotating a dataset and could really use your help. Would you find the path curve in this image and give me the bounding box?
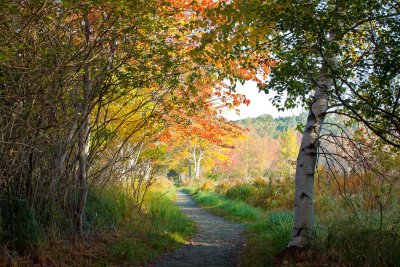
[152,189,245,267]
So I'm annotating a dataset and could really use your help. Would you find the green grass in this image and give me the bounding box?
[183,186,292,266]
[81,183,197,266]
[185,186,400,266]
[241,212,293,267]
[183,187,262,222]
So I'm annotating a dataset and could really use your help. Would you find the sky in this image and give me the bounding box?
[221,81,304,121]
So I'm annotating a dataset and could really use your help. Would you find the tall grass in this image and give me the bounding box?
[185,184,400,266]
[93,181,196,266]
[241,212,293,267]
[1,179,196,266]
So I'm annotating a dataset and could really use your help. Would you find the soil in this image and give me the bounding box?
[151,189,245,267]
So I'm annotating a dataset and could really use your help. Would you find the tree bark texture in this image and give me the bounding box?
[288,30,336,248]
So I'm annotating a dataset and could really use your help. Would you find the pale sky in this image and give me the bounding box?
[221,81,304,121]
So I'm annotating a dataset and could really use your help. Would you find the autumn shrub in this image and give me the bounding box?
[199,179,215,191]
[252,177,269,187]
[206,172,222,180]
[314,194,341,215]
[219,178,295,211]
[225,184,258,202]
[214,179,231,194]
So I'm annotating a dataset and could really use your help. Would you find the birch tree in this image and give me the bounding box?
[198,0,400,248]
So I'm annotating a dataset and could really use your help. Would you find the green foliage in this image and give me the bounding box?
[0,198,41,250]
[237,113,307,139]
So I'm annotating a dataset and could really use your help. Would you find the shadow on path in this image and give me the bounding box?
[152,189,245,267]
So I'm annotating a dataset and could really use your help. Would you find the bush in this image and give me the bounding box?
[200,179,215,191]
[206,173,222,181]
[225,184,257,202]
[252,177,269,187]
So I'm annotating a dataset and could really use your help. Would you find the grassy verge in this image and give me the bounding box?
[241,212,293,267]
[184,186,400,267]
[96,183,196,266]
[183,186,262,222]
[183,186,292,266]
[3,179,196,266]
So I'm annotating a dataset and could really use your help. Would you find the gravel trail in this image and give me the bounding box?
[152,189,245,267]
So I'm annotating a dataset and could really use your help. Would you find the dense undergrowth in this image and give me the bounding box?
[1,179,195,266]
[185,179,400,267]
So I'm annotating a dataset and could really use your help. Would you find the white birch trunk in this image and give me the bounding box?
[194,149,203,179]
[192,147,198,179]
[288,32,336,248]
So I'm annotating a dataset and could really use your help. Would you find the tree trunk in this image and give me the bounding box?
[188,160,192,179]
[76,14,91,237]
[288,29,336,247]
[192,147,198,179]
[194,150,203,179]
[287,85,328,248]
[76,117,90,236]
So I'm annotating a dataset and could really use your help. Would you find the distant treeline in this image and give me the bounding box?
[236,113,308,138]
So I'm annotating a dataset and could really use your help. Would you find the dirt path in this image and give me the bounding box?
[152,189,245,267]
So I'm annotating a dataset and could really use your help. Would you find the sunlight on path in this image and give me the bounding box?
[151,189,245,267]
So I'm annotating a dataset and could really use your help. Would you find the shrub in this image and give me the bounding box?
[252,177,269,187]
[225,184,257,202]
[214,179,231,194]
[200,179,215,191]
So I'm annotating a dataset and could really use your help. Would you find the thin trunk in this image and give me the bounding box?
[195,150,203,179]
[288,86,328,248]
[192,147,198,179]
[188,161,192,179]
[76,14,91,237]
[144,159,151,180]
[288,30,336,248]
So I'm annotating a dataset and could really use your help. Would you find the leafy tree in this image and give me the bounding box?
[199,0,399,248]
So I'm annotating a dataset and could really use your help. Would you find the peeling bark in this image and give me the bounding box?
[288,81,329,248]
[288,30,337,247]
